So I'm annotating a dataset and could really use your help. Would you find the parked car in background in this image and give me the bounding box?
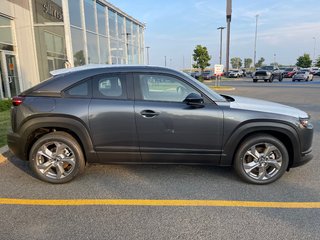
[190,71,201,79]
[283,67,297,78]
[309,67,319,75]
[252,65,283,82]
[313,70,320,76]
[228,69,243,78]
[7,65,313,184]
[292,70,313,82]
[201,70,215,80]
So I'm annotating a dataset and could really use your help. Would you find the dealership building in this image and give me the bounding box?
[0,0,145,99]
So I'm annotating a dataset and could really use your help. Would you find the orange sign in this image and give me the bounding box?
[9,63,14,71]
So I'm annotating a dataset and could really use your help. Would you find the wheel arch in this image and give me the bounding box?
[221,122,299,169]
[18,116,96,162]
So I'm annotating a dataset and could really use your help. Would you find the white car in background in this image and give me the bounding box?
[292,70,313,82]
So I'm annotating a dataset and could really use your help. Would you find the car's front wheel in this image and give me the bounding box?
[233,134,289,184]
[29,131,85,183]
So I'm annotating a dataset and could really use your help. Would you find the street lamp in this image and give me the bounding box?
[226,0,232,73]
[146,46,150,65]
[217,26,225,65]
[313,37,316,66]
[253,14,259,68]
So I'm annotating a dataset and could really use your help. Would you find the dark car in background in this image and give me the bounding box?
[7,65,313,185]
[201,70,215,80]
[190,71,201,79]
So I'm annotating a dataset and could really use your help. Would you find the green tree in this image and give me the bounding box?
[192,45,211,73]
[230,57,242,69]
[255,57,265,67]
[316,56,320,67]
[296,53,312,68]
[244,58,253,68]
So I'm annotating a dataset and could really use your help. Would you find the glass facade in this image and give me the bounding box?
[66,0,143,67]
[32,0,67,80]
[30,0,144,82]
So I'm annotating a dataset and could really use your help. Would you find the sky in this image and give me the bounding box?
[109,0,320,69]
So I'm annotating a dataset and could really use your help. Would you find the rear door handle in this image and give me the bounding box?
[140,110,159,118]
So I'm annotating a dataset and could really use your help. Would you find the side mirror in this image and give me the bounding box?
[183,93,204,107]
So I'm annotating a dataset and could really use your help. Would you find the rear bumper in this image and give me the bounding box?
[7,131,26,161]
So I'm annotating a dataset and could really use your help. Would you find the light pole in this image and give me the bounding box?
[164,56,167,66]
[253,14,259,68]
[274,53,276,65]
[226,0,232,73]
[217,26,225,65]
[146,46,150,65]
[313,37,316,66]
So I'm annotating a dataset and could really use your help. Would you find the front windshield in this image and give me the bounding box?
[261,66,273,70]
[285,68,293,71]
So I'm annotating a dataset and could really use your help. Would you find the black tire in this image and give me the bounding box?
[264,79,268,82]
[269,75,274,82]
[253,79,257,82]
[29,131,85,184]
[233,134,289,184]
[279,74,283,82]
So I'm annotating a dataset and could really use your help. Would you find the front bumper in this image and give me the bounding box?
[291,148,313,168]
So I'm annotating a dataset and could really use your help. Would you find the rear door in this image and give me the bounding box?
[88,73,140,162]
[134,73,224,164]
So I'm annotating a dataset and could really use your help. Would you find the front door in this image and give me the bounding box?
[0,51,20,98]
[134,73,224,164]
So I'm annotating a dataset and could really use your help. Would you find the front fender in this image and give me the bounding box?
[220,121,300,166]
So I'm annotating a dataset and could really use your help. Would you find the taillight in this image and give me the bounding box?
[12,96,25,106]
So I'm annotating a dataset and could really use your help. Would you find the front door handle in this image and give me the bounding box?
[140,110,159,118]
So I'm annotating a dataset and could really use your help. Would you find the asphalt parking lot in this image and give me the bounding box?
[0,76,319,240]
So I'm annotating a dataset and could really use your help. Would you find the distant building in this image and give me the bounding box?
[0,0,145,99]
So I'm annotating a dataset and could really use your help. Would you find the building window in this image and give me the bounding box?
[68,0,82,27]
[108,9,116,39]
[71,27,85,66]
[84,0,96,32]
[99,36,109,64]
[0,16,13,46]
[87,32,99,63]
[97,2,106,36]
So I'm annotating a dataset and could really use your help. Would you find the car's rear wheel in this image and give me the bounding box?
[279,74,283,82]
[29,131,85,184]
[269,75,274,82]
[233,134,289,184]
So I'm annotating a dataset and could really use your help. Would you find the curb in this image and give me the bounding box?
[0,145,9,164]
[211,87,235,91]
[0,145,8,155]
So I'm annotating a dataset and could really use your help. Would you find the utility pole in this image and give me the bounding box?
[273,53,276,65]
[253,14,259,68]
[313,37,316,66]
[226,0,232,73]
[217,26,225,65]
[164,56,167,66]
[146,46,150,65]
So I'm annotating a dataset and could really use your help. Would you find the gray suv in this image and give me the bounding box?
[7,65,313,184]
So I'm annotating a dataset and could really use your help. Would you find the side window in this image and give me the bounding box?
[65,81,89,97]
[93,74,127,99]
[138,74,199,102]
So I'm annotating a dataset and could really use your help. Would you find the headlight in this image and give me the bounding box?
[266,72,271,75]
[299,117,311,128]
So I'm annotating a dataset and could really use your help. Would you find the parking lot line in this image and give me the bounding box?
[0,198,319,208]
